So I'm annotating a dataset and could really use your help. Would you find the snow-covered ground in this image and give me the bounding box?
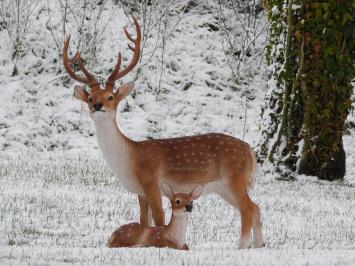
[0,0,354,265]
[1,152,354,265]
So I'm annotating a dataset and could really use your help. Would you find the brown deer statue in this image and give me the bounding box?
[63,16,264,249]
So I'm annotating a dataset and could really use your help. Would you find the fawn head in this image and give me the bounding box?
[63,16,141,121]
[161,183,203,216]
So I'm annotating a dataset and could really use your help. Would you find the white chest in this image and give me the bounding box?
[164,216,188,247]
[94,119,143,194]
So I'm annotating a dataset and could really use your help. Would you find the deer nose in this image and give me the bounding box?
[185,204,193,212]
[93,102,103,111]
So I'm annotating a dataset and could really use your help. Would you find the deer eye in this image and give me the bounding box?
[88,97,93,103]
[175,199,180,204]
[108,95,114,101]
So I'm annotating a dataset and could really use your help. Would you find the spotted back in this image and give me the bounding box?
[132,133,254,186]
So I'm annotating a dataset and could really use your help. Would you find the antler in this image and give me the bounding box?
[105,16,142,89]
[63,35,99,87]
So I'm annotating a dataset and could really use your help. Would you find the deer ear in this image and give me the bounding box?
[116,81,134,99]
[190,185,203,200]
[161,183,174,200]
[74,85,89,102]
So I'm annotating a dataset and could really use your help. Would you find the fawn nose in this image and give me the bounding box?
[185,204,193,212]
[93,102,103,111]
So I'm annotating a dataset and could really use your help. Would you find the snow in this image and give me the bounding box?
[0,152,354,265]
[0,0,354,265]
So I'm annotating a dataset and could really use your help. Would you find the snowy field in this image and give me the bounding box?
[1,0,355,265]
[0,152,354,265]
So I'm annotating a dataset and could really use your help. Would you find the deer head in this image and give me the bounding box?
[161,183,203,216]
[63,16,141,121]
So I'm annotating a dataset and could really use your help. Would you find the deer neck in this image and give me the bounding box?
[93,116,134,176]
[165,213,190,247]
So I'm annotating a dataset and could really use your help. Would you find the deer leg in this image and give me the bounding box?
[141,181,165,226]
[138,195,152,226]
[251,201,265,248]
[217,184,253,249]
[147,207,153,226]
[237,193,254,249]
[222,175,265,248]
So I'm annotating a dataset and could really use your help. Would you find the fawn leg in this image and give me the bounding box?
[181,243,189,250]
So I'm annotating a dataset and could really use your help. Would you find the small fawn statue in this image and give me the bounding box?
[107,184,202,250]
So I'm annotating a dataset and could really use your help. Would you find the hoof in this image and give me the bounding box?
[255,242,266,248]
[181,243,189,251]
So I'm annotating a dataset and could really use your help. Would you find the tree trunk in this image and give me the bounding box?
[261,0,354,181]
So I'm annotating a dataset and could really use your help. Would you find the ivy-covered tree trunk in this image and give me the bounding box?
[297,1,353,180]
[260,0,354,181]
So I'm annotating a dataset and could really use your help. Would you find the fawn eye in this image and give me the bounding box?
[88,97,93,103]
[108,95,114,101]
[176,200,180,204]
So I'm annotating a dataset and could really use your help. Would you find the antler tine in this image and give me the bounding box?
[63,35,88,84]
[127,44,135,51]
[124,27,136,42]
[105,15,141,89]
[63,35,99,87]
[106,52,122,87]
[75,52,100,87]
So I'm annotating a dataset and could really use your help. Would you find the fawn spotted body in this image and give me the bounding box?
[107,184,202,250]
[63,16,264,249]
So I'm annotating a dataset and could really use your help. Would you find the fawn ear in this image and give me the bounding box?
[161,183,175,200]
[115,81,134,100]
[74,85,89,103]
[190,185,203,200]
